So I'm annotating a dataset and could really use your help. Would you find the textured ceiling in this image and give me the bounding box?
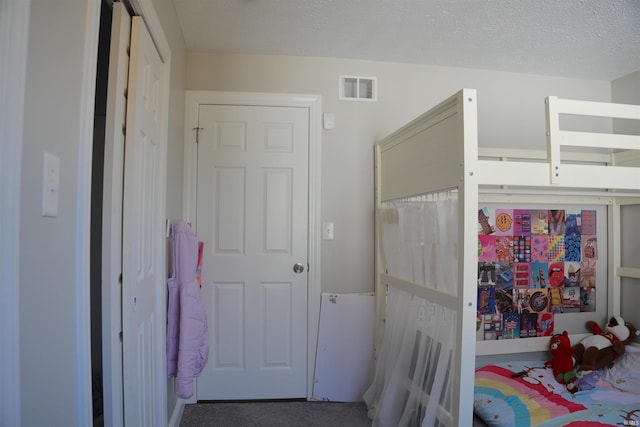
[173,0,640,81]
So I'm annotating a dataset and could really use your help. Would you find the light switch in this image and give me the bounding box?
[322,222,334,240]
[42,152,60,217]
[323,113,335,130]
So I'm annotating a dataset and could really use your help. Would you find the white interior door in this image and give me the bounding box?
[101,3,130,425]
[121,15,167,426]
[196,104,309,399]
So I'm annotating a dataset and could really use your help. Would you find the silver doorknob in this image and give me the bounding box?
[293,263,305,273]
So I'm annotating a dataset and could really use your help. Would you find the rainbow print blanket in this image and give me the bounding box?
[474,353,640,427]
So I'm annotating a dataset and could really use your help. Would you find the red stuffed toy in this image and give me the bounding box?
[545,331,577,393]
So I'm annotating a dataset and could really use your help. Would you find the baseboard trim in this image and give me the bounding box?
[168,397,185,427]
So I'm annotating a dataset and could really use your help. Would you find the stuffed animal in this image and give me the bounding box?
[573,315,640,372]
[545,331,577,393]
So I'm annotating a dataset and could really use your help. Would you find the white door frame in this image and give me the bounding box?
[183,91,323,399]
[0,0,30,425]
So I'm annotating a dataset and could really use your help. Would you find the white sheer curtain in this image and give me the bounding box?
[377,195,458,295]
[365,193,457,427]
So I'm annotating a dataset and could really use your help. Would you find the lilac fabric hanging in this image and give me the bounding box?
[166,222,209,399]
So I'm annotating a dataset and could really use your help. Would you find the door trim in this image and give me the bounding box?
[183,91,322,399]
[0,0,30,424]
[101,3,130,426]
[128,0,170,62]
[76,2,102,424]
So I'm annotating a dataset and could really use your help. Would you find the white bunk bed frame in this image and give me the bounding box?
[374,88,640,426]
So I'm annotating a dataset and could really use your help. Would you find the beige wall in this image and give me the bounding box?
[152,0,187,223]
[612,69,640,105]
[187,52,612,294]
[20,1,95,425]
[612,69,640,135]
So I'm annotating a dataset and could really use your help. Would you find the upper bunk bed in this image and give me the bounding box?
[370,88,640,426]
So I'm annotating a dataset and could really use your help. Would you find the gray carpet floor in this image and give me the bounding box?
[180,400,371,427]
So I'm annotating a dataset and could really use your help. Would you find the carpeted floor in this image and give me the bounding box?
[180,400,371,427]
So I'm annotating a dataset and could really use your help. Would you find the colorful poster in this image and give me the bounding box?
[495,209,514,236]
[514,209,532,236]
[580,259,597,288]
[548,262,565,287]
[562,286,581,313]
[563,262,581,287]
[478,207,495,235]
[580,287,596,312]
[564,235,581,261]
[478,262,497,286]
[531,210,549,235]
[502,313,521,339]
[548,210,566,236]
[528,288,549,313]
[530,262,549,288]
[565,211,582,236]
[513,263,531,289]
[476,205,600,338]
[512,235,531,263]
[478,286,496,315]
[531,235,548,262]
[495,288,515,314]
[581,210,597,235]
[484,314,502,340]
[548,287,564,313]
[520,313,538,338]
[495,236,513,263]
[495,263,514,290]
[548,235,565,262]
[514,289,530,313]
[537,312,555,337]
[478,235,496,262]
[581,236,598,260]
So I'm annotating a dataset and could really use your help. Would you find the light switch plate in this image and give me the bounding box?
[322,222,334,240]
[42,152,60,217]
[323,113,335,130]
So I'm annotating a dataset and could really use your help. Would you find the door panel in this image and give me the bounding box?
[121,15,166,426]
[196,105,309,399]
[101,3,130,426]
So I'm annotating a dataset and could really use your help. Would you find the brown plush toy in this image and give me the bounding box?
[573,315,640,371]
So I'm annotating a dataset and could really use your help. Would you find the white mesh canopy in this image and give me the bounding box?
[365,193,458,426]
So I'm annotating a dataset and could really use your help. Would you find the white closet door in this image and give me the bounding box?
[101,3,130,425]
[121,15,167,427]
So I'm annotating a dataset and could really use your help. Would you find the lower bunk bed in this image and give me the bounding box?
[368,88,640,426]
[474,347,640,427]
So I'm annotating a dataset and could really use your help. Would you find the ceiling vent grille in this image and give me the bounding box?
[339,76,377,101]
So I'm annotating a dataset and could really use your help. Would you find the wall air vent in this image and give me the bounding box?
[339,76,377,101]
